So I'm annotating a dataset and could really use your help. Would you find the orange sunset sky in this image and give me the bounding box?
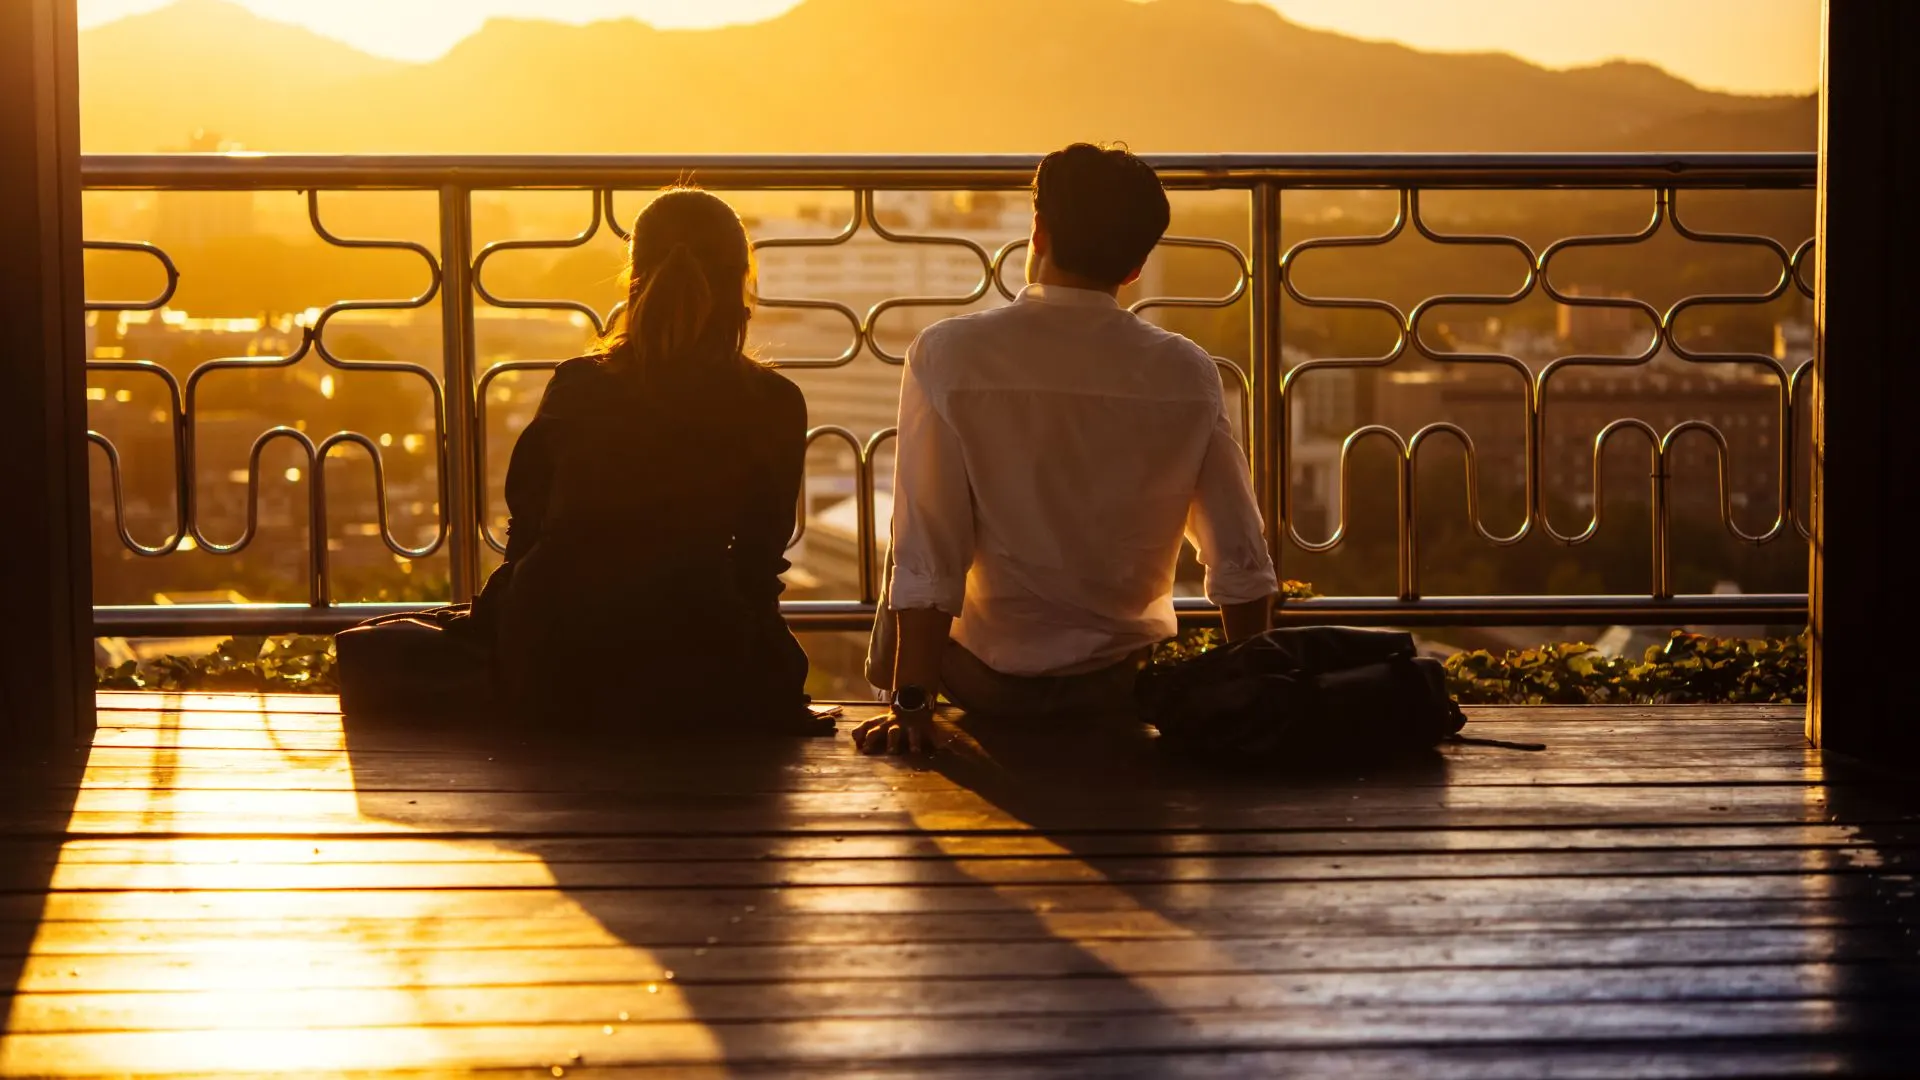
[77,0,1820,95]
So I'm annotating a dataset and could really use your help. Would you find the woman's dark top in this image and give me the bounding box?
[477,353,810,724]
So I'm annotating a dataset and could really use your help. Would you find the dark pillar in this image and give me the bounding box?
[0,0,94,748]
[1807,1,1920,759]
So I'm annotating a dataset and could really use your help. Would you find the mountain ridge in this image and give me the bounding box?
[78,0,1815,153]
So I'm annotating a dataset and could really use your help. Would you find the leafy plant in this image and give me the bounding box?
[97,635,338,693]
[1148,580,1318,666]
[1444,630,1808,705]
[1146,578,1807,705]
[96,576,1809,707]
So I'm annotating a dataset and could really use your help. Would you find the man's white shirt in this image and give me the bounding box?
[887,283,1277,676]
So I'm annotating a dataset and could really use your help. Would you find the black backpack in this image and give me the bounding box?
[1136,626,1542,763]
[333,605,496,722]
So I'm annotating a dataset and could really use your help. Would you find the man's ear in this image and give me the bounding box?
[1030,212,1048,254]
[1119,263,1145,288]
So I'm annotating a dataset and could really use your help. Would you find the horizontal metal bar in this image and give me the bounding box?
[93,603,430,637]
[1266,594,1808,628]
[80,153,1816,191]
[91,593,1808,639]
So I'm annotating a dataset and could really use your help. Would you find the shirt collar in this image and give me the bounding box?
[1016,283,1121,310]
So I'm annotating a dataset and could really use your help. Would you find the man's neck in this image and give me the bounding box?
[1034,266,1122,297]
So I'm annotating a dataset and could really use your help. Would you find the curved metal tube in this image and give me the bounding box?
[1790,238,1817,300]
[1213,355,1254,461]
[1655,189,1802,546]
[1288,425,1408,554]
[471,188,609,333]
[1406,422,1531,548]
[990,238,1030,302]
[748,190,865,368]
[1129,236,1251,316]
[82,240,180,311]
[474,359,563,554]
[82,360,189,556]
[1539,417,1662,547]
[862,191,997,365]
[87,433,183,556]
[1277,188,1412,371]
[170,193,450,563]
[793,425,866,553]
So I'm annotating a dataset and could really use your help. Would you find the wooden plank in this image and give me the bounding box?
[3,871,1904,924]
[4,896,1896,955]
[51,1048,1871,1080]
[5,778,1900,825]
[6,963,1915,1035]
[5,844,1913,894]
[5,797,1904,838]
[3,743,1840,774]
[0,1001,1899,1076]
[2,822,1893,864]
[0,767,1860,801]
[13,928,1917,995]
[0,739,1844,780]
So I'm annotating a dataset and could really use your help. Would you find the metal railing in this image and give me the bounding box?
[81,153,1816,637]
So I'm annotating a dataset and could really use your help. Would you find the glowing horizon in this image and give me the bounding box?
[76,0,1819,96]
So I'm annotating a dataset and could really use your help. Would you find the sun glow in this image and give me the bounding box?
[79,0,808,62]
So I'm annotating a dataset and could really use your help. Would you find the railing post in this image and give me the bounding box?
[308,449,330,607]
[438,185,481,603]
[1249,181,1283,574]
[857,452,879,605]
[1399,452,1419,601]
[1649,450,1672,600]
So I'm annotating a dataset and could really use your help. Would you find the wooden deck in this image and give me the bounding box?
[2,695,1917,1077]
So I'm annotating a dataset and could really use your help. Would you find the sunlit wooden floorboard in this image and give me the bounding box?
[1,694,1916,1076]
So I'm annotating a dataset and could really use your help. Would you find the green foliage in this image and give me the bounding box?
[99,583,1807,707]
[1147,576,1806,704]
[1275,580,1320,601]
[97,635,338,693]
[1149,580,1319,667]
[1149,627,1223,667]
[1445,630,1808,706]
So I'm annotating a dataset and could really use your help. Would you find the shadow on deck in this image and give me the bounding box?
[2,695,1917,1076]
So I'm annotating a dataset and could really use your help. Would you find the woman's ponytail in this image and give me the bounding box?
[626,242,714,392]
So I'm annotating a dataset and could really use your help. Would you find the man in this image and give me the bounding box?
[857,143,1278,754]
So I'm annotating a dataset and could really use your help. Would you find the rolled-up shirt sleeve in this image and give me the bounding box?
[1185,384,1278,606]
[888,332,974,614]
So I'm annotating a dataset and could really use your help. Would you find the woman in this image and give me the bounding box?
[477,188,814,730]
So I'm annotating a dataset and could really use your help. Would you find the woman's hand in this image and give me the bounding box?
[852,708,939,755]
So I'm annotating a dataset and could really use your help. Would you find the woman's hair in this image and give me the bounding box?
[596,187,755,393]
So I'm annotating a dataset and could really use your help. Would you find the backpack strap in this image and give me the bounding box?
[1446,733,1547,751]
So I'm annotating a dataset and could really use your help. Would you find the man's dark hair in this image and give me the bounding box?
[1033,143,1170,287]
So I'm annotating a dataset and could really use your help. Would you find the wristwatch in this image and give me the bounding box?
[890,684,934,716]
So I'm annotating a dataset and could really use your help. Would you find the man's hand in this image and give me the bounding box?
[852,708,939,755]
[859,605,954,755]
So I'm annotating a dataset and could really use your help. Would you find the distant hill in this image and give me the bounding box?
[80,0,404,151]
[79,0,1815,153]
